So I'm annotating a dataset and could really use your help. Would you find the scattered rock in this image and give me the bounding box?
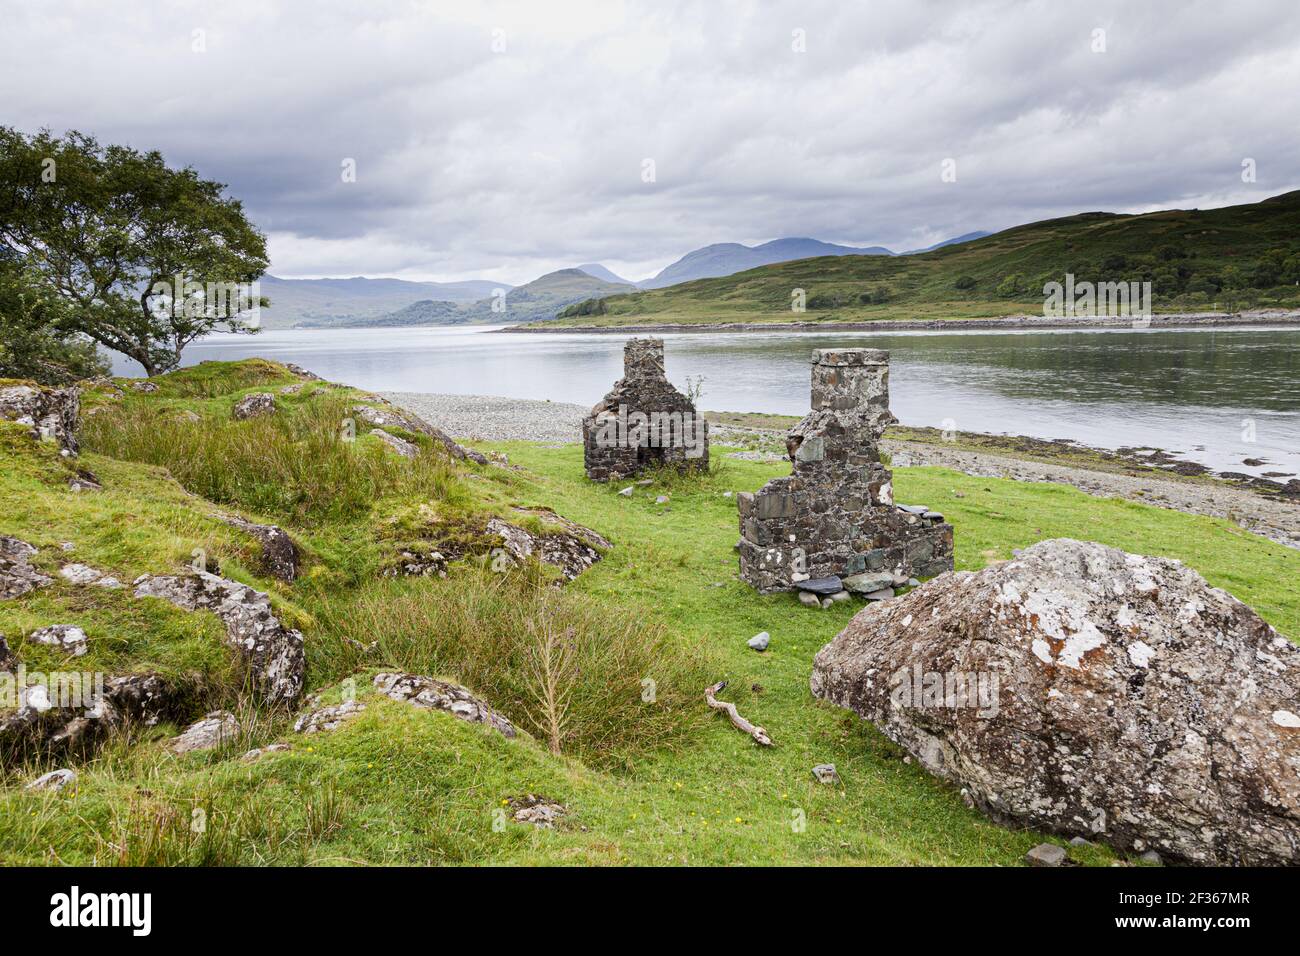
[486,509,610,581]
[26,768,77,791]
[279,384,303,396]
[811,763,840,785]
[29,625,89,657]
[509,794,567,828]
[843,571,897,594]
[828,590,851,604]
[169,710,239,753]
[0,672,176,763]
[371,427,419,459]
[655,495,670,505]
[67,471,102,493]
[283,363,321,381]
[1025,843,1067,867]
[635,479,654,487]
[0,536,52,600]
[232,392,276,420]
[373,672,516,738]
[351,403,487,464]
[385,549,447,578]
[797,576,843,596]
[58,563,122,588]
[617,486,634,497]
[294,699,366,734]
[0,635,15,671]
[134,570,305,704]
[1139,850,1163,866]
[811,537,1300,865]
[217,514,300,582]
[174,409,202,423]
[863,587,894,601]
[0,382,79,454]
[241,742,291,762]
[798,591,822,608]
[129,380,159,393]
[1070,836,1092,847]
[747,631,770,651]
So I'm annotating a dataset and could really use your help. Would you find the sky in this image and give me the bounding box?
[4,0,1299,286]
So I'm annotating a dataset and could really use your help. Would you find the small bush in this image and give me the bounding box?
[310,566,714,770]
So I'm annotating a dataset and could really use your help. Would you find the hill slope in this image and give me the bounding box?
[548,191,1300,327]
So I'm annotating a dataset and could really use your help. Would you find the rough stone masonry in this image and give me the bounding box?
[737,349,954,593]
[582,338,708,481]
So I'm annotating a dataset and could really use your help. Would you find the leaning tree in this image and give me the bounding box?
[0,127,267,376]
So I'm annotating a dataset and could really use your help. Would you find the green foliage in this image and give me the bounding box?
[0,262,108,384]
[953,275,976,291]
[557,296,608,318]
[0,127,267,374]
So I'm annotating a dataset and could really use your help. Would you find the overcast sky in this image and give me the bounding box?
[4,0,1299,285]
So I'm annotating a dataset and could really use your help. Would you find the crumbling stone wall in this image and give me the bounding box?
[737,349,953,593]
[582,338,708,481]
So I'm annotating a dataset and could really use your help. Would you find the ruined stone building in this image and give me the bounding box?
[582,338,709,481]
[737,349,953,593]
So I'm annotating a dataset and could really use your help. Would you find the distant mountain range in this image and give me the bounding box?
[257,274,508,329]
[296,268,631,329]
[265,230,990,328]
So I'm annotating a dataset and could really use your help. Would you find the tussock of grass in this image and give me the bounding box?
[308,564,714,770]
[82,392,469,525]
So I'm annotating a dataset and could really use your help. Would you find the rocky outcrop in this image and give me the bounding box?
[0,536,52,600]
[810,538,1300,865]
[294,699,366,734]
[59,563,123,589]
[486,509,611,581]
[169,710,239,753]
[133,571,305,705]
[351,402,487,465]
[738,350,953,593]
[0,672,176,762]
[217,514,300,582]
[232,392,276,419]
[370,427,418,459]
[29,625,89,657]
[0,382,79,454]
[582,338,708,481]
[373,672,516,738]
[26,768,77,791]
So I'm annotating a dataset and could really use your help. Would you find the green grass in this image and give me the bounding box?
[3,361,1298,866]
[543,189,1300,327]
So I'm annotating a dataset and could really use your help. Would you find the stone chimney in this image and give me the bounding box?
[581,338,709,482]
[736,348,953,593]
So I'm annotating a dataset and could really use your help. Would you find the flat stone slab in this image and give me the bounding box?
[796,576,843,595]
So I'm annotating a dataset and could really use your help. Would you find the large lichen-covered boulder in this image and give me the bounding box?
[134,570,305,705]
[0,382,79,454]
[810,538,1300,865]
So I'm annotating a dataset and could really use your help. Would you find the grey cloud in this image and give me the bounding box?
[3,0,1298,283]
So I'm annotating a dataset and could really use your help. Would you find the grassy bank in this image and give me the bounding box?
[2,360,1297,865]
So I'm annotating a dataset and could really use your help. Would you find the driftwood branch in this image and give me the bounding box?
[705,680,773,747]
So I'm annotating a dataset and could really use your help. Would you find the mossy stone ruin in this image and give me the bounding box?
[582,338,708,481]
[737,348,954,593]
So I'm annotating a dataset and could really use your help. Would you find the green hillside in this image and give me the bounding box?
[544,190,1300,327]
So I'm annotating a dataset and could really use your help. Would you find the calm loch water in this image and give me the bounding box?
[111,324,1300,478]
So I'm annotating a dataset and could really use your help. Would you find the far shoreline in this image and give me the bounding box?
[493,309,1300,334]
